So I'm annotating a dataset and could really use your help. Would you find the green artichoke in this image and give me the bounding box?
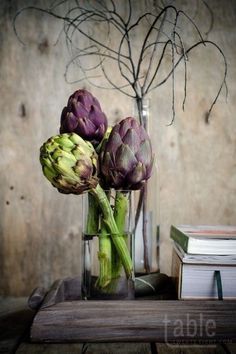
[40,133,98,194]
[40,132,133,281]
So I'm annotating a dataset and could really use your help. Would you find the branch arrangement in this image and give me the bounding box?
[15,0,228,275]
[14,0,228,125]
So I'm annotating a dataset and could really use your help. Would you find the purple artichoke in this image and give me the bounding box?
[60,89,108,146]
[100,117,154,190]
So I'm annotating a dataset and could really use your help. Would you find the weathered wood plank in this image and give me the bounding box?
[16,342,230,354]
[30,300,236,343]
[16,343,83,353]
[16,342,151,354]
[82,343,152,354]
[0,297,234,353]
[155,343,227,354]
[0,297,35,353]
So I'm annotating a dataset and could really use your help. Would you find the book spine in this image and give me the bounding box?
[171,248,183,299]
[170,226,189,252]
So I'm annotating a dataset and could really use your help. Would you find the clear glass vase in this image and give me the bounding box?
[133,98,160,275]
[82,190,135,300]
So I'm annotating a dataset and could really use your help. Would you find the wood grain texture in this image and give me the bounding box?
[16,343,84,353]
[16,342,151,354]
[155,343,227,354]
[82,343,152,354]
[0,298,233,354]
[15,342,229,354]
[0,0,84,297]
[30,300,236,343]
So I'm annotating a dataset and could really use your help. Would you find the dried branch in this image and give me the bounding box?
[14,1,227,124]
[151,40,227,124]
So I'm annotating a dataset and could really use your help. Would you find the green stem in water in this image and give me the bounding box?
[83,193,100,297]
[96,229,112,288]
[86,192,113,289]
[112,191,129,279]
[89,185,133,279]
[86,193,99,235]
[96,191,113,289]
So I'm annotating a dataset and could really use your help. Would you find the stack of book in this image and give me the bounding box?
[171,225,236,299]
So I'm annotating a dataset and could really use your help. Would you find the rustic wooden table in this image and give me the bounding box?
[0,297,235,354]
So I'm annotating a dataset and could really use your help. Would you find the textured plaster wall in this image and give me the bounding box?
[0,0,235,295]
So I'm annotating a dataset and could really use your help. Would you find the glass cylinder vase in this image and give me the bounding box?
[133,98,160,275]
[82,190,135,300]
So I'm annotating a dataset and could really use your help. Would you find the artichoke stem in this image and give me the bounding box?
[90,185,133,279]
[86,193,99,235]
[95,225,112,289]
[112,191,129,279]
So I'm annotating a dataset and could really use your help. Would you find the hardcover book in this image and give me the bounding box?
[171,247,236,299]
[170,225,236,255]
